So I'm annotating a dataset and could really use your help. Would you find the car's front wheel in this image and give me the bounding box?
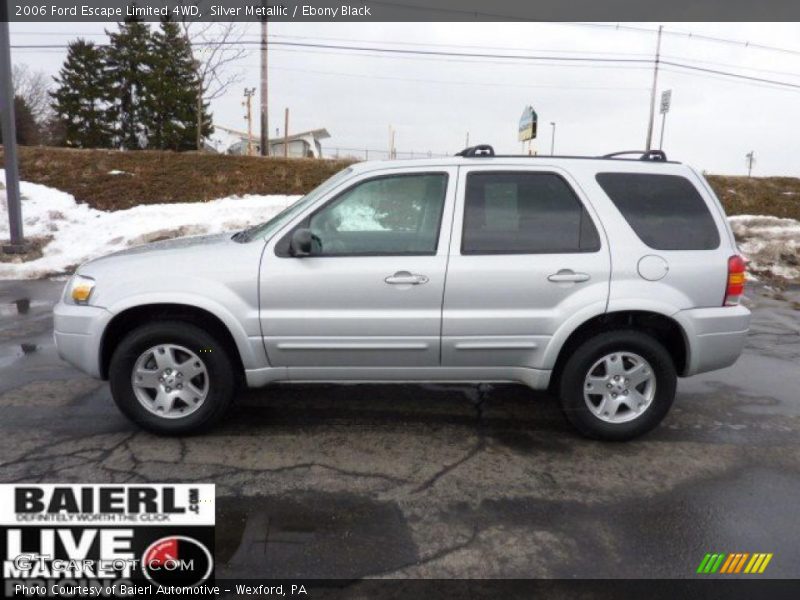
[558,330,677,441]
[109,321,236,435]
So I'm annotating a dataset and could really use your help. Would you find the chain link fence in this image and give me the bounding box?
[321,146,452,161]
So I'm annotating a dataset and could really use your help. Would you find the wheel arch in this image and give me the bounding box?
[99,303,248,383]
[548,310,689,393]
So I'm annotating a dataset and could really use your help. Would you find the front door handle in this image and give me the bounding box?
[385,271,429,285]
[547,269,591,283]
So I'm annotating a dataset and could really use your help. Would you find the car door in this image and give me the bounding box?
[442,165,610,370]
[259,166,457,369]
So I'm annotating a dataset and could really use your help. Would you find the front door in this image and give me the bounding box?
[442,166,611,370]
[260,167,457,369]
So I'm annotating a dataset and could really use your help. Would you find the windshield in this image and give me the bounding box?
[235,167,354,242]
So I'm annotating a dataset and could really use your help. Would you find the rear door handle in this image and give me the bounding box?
[547,269,591,283]
[385,271,429,285]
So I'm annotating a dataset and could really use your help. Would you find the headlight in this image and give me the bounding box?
[67,275,96,305]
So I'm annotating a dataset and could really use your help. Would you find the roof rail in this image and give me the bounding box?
[602,150,668,162]
[452,144,671,162]
[456,144,495,157]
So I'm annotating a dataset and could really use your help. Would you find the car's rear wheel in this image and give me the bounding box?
[109,321,236,434]
[558,330,677,441]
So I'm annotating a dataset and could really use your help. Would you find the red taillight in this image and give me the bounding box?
[724,255,746,306]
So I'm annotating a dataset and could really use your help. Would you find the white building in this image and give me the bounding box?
[212,126,330,158]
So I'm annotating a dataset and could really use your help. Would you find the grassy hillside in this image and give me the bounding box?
[2,146,799,219]
[707,175,800,221]
[0,146,354,211]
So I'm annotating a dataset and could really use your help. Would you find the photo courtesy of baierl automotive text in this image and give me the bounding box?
[1,0,800,598]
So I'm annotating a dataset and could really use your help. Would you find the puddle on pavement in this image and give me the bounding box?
[0,298,50,318]
[216,493,417,579]
[0,342,39,369]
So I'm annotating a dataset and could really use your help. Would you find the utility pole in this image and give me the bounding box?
[746,151,755,177]
[259,17,269,156]
[283,107,289,158]
[465,131,469,148]
[645,25,663,151]
[549,121,556,155]
[0,7,26,253]
[243,87,255,156]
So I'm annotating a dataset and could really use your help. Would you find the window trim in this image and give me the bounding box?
[459,170,602,256]
[595,172,721,251]
[275,171,450,258]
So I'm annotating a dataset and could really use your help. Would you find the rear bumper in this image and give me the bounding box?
[53,301,112,379]
[674,305,750,376]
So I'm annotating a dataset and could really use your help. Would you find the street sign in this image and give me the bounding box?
[660,90,672,114]
[518,105,538,141]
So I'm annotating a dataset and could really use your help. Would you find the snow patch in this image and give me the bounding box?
[107,170,131,176]
[729,214,800,282]
[1,171,299,279]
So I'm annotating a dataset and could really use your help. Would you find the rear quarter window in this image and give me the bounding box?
[595,173,720,250]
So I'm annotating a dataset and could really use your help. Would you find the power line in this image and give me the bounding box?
[10,38,654,64]
[10,36,800,91]
[254,63,651,91]
[660,53,800,80]
[12,20,800,58]
[659,66,800,94]
[265,32,655,58]
[663,60,800,90]
[566,22,800,58]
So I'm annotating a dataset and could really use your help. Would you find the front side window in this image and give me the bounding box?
[595,173,720,250]
[304,173,447,256]
[239,167,353,242]
[461,171,601,255]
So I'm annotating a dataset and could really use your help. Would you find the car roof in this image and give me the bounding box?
[346,145,688,176]
[347,154,690,177]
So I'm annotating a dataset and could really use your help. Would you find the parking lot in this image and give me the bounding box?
[1,279,800,580]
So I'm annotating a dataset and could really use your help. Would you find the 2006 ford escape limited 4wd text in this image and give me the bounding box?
[54,146,750,440]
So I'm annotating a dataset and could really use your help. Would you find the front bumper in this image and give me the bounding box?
[674,304,751,376]
[53,300,112,379]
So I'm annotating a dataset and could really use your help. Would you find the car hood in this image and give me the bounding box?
[98,232,235,259]
[77,232,247,277]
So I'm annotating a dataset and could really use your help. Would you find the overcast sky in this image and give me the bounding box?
[9,21,800,176]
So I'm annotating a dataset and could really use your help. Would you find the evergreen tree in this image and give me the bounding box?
[104,14,152,149]
[49,39,111,148]
[0,96,40,145]
[146,17,212,151]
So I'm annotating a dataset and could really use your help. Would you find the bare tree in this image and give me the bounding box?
[181,20,250,150]
[12,64,52,125]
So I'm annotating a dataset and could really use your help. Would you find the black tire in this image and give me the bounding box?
[558,329,677,441]
[109,321,236,435]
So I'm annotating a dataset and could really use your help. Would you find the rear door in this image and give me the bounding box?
[259,166,457,368]
[442,166,610,369]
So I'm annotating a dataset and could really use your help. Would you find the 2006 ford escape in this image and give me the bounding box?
[54,146,750,440]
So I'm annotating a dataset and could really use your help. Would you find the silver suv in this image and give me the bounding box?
[53,146,750,440]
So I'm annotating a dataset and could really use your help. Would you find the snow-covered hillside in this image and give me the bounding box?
[729,215,800,282]
[1,174,299,279]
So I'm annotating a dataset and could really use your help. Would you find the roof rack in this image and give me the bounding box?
[601,150,668,161]
[453,144,672,163]
[455,144,495,157]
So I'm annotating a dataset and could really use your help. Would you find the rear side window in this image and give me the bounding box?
[595,173,720,250]
[462,172,601,254]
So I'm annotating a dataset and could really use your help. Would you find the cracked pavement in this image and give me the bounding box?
[1,280,800,580]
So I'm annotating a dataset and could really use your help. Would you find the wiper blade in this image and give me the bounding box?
[231,229,249,242]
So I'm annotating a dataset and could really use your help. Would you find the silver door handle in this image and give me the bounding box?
[547,269,591,283]
[385,271,429,285]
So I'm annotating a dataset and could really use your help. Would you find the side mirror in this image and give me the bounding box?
[290,228,313,257]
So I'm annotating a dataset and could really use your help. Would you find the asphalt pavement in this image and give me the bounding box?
[1,279,800,582]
